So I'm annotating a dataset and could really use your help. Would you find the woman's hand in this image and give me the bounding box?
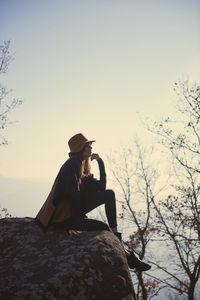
[91,153,100,161]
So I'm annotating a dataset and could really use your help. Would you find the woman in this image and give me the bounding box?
[35,133,151,271]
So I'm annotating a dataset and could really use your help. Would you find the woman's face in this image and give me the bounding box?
[82,143,92,160]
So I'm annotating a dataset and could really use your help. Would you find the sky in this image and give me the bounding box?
[0,0,199,181]
[0,0,199,194]
[0,2,200,298]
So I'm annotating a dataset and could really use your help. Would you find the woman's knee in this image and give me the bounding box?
[105,189,115,200]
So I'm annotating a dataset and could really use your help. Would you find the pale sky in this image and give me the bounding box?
[0,0,200,181]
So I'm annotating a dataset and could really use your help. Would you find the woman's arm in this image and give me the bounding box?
[91,154,106,190]
[97,158,106,190]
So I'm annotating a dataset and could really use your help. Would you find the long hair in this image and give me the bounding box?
[69,146,91,178]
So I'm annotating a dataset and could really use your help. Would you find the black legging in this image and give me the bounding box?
[53,189,117,231]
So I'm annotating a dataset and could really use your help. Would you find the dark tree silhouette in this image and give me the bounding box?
[0,40,22,145]
[146,80,200,300]
[108,140,163,300]
[107,81,200,300]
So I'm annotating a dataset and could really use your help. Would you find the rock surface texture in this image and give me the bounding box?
[0,217,134,300]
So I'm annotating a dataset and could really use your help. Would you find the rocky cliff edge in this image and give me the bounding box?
[0,217,134,300]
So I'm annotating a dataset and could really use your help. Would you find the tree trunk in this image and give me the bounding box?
[137,272,147,300]
[188,282,195,300]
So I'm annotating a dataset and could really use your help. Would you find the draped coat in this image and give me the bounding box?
[35,157,106,231]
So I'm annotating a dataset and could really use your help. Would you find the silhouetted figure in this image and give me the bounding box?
[35,133,151,271]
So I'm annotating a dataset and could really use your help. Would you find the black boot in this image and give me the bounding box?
[113,232,151,271]
[126,250,151,271]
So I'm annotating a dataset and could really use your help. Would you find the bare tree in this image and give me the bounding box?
[145,80,200,300]
[106,81,200,299]
[0,207,12,219]
[147,80,200,174]
[107,140,165,300]
[0,40,22,145]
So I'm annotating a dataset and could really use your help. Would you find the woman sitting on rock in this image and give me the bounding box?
[35,133,151,272]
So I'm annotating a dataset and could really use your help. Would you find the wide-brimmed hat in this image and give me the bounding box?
[68,133,95,154]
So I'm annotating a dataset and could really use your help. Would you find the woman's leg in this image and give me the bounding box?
[52,189,117,232]
[53,214,110,232]
[79,189,118,232]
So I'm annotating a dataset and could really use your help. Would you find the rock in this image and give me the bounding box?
[0,217,134,300]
